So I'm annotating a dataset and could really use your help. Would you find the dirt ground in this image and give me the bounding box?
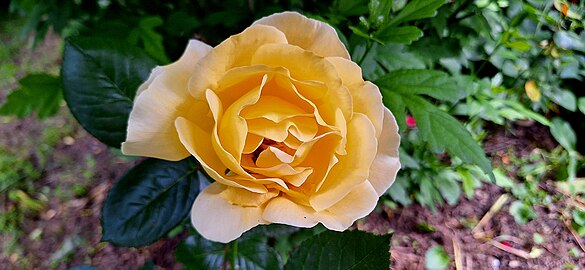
[2,20,585,270]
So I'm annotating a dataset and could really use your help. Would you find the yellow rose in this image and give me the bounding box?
[122,12,400,243]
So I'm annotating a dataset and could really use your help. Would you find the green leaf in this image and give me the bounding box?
[376,45,426,72]
[62,37,157,148]
[128,16,170,64]
[578,97,585,115]
[509,200,537,224]
[388,175,413,205]
[382,91,407,132]
[400,95,494,180]
[176,233,281,270]
[425,246,450,270]
[101,158,207,247]
[550,118,576,151]
[573,210,585,226]
[0,73,62,119]
[436,172,461,205]
[547,89,577,112]
[368,0,393,28]
[284,230,391,270]
[387,0,446,27]
[376,69,465,101]
[375,26,423,44]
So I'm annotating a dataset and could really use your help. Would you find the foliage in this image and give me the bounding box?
[424,245,450,270]
[5,0,585,268]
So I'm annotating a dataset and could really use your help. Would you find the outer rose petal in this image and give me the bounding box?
[367,108,401,195]
[317,180,378,231]
[253,11,350,59]
[122,40,212,160]
[191,183,266,243]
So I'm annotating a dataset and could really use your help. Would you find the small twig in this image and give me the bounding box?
[465,255,473,270]
[453,237,464,270]
[472,194,510,236]
[489,240,531,259]
[564,218,585,253]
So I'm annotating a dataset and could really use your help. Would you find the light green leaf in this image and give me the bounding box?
[284,230,392,270]
[493,169,515,189]
[505,40,531,52]
[0,73,62,119]
[377,69,465,101]
[400,95,494,181]
[388,176,413,205]
[382,91,407,132]
[387,0,446,27]
[550,118,576,151]
[376,45,426,72]
[129,16,169,64]
[578,97,585,115]
[436,172,461,205]
[573,210,585,226]
[554,31,585,53]
[375,26,423,44]
[425,246,450,270]
[509,201,537,224]
[547,89,577,111]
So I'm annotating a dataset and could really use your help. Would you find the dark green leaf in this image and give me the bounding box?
[424,246,450,270]
[62,37,157,148]
[402,96,494,181]
[285,230,391,270]
[176,233,281,270]
[375,26,423,44]
[550,118,576,151]
[382,91,407,132]
[0,73,62,119]
[387,0,446,27]
[377,69,465,101]
[101,158,207,247]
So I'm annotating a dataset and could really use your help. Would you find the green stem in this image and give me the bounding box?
[230,240,238,270]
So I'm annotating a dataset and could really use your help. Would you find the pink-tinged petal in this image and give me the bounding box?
[367,108,401,195]
[253,12,350,59]
[122,40,212,160]
[191,183,267,243]
[317,181,378,231]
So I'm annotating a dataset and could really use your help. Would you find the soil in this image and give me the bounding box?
[2,19,585,270]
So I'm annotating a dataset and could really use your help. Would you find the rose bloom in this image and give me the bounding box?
[122,12,400,243]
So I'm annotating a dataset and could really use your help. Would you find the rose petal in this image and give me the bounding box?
[191,183,267,243]
[310,113,377,211]
[122,40,211,159]
[175,116,267,193]
[367,108,401,195]
[326,57,384,137]
[317,180,378,231]
[189,25,288,100]
[262,197,320,228]
[253,11,350,59]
